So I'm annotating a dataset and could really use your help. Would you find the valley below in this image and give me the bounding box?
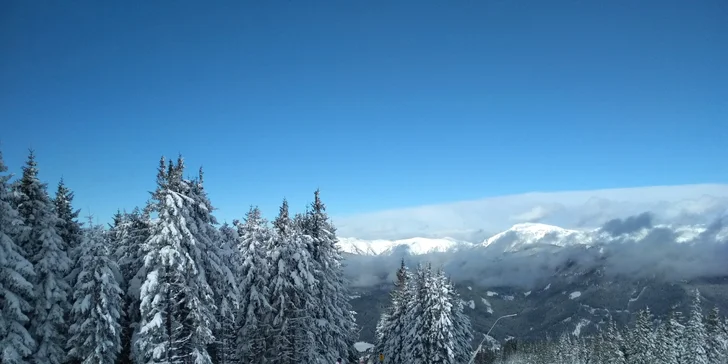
[339,218,728,348]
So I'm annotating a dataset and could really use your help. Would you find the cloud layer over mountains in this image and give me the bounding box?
[332,184,728,241]
[341,213,728,290]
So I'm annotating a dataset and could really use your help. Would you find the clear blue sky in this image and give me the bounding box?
[1,0,726,225]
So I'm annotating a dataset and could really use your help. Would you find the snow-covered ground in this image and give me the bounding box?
[354,342,374,353]
[481,297,494,314]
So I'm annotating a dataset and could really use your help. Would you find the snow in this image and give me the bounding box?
[481,298,494,314]
[336,236,464,255]
[503,295,515,301]
[569,291,582,300]
[524,291,531,297]
[354,342,375,353]
[543,283,551,291]
[481,222,590,252]
[466,300,475,309]
[467,286,472,290]
[486,291,498,297]
[573,319,591,337]
[629,287,647,304]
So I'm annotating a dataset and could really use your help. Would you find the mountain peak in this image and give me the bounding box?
[482,222,585,251]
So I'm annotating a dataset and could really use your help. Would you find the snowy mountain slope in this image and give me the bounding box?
[337,236,466,255]
[480,222,591,252]
[338,221,727,256]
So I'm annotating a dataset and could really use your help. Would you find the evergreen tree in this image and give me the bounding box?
[267,199,317,364]
[53,179,83,285]
[705,306,726,364]
[235,207,273,364]
[14,151,72,364]
[110,207,151,364]
[446,277,473,364]
[668,309,687,364]
[602,318,626,364]
[402,264,428,363]
[685,290,709,364]
[67,220,123,364]
[185,167,238,364]
[135,157,217,364]
[630,307,657,364]
[215,223,240,364]
[0,150,36,364]
[300,190,358,362]
[655,319,678,364]
[375,260,411,364]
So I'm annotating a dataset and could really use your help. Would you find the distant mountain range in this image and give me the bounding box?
[337,221,724,256]
[341,219,728,347]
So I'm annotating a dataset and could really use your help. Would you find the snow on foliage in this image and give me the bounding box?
[67,222,123,364]
[0,151,36,364]
[14,151,72,364]
[135,157,216,364]
[377,262,472,364]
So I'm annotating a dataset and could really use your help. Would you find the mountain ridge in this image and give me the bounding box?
[337,221,722,256]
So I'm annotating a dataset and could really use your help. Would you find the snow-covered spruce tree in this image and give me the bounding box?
[268,199,317,364]
[375,260,412,364]
[215,222,240,364]
[235,206,274,364]
[445,276,473,364]
[602,318,627,364]
[665,309,687,364]
[300,190,358,363]
[0,150,36,364]
[705,306,726,364]
[401,263,427,363]
[403,263,461,364]
[135,157,217,364]
[67,220,123,364]
[110,207,152,364]
[14,151,72,364]
[53,179,83,285]
[185,167,239,364]
[685,289,709,364]
[655,319,676,364]
[629,307,657,364]
[427,268,457,364]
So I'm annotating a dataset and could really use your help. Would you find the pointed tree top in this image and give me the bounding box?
[0,149,6,172]
[246,205,262,221]
[22,149,39,179]
[274,198,290,234]
[312,188,325,213]
[198,166,204,185]
[156,156,167,186]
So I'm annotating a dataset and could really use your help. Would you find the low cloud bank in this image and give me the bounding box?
[333,184,728,241]
[342,214,728,290]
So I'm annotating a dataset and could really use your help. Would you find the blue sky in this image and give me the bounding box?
[1,0,726,225]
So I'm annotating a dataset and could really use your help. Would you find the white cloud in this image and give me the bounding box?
[509,204,559,222]
[332,184,728,240]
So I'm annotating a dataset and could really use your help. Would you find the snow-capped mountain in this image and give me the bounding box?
[337,236,466,255]
[338,221,727,256]
[480,222,591,252]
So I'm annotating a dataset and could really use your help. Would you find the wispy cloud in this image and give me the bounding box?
[333,184,728,240]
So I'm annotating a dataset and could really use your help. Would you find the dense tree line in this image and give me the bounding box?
[375,260,474,364]
[484,290,728,364]
[0,150,357,364]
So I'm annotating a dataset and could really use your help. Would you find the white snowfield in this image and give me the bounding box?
[337,221,721,256]
[337,236,463,255]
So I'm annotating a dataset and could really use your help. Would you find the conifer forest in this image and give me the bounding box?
[1,149,727,364]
